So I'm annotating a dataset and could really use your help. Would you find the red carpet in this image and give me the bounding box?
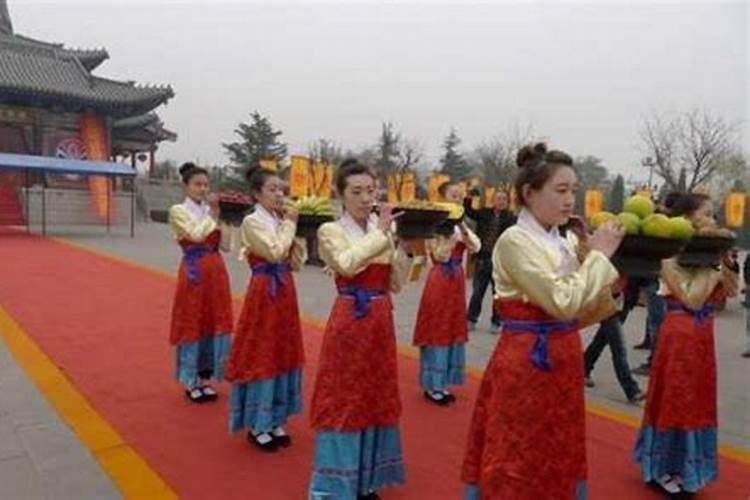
[0,231,747,499]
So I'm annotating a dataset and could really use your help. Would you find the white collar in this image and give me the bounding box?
[517,208,561,242]
[339,211,376,240]
[517,208,577,275]
[253,204,281,231]
[183,197,209,220]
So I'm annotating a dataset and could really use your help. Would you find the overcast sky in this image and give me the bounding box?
[9,0,748,182]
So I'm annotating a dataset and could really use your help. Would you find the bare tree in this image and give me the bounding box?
[470,120,536,186]
[639,109,740,192]
[370,122,425,200]
[307,138,344,166]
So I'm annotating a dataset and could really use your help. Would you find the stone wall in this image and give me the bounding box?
[20,187,133,226]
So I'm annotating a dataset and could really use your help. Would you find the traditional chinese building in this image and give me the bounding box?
[0,0,175,225]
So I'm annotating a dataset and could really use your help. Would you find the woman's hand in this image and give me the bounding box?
[377,203,402,233]
[282,199,299,224]
[207,193,220,218]
[588,221,625,259]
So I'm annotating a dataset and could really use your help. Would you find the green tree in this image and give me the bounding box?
[608,175,625,213]
[151,159,179,181]
[440,128,473,180]
[222,111,287,188]
[574,156,609,214]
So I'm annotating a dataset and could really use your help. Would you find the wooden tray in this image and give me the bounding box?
[678,235,736,267]
[611,235,686,279]
[296,214,335,238]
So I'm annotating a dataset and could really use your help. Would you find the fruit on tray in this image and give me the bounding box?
[589,211,616,230]
[395,200,447,211]
[218,191,252,205]
[623,194,655,219]
[295,196,335,217]
[668,216,695,240]
[588,195,694,241]
[617,212,641,235]
[435,202,465,220]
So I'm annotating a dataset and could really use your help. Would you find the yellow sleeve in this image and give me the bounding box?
[494,229,619,320]
[168,205,217,243]
[427,235,454,263]
[240,216,296,263]
[317,222,390,278]
[661,259,737,309]
[290,237,308,271]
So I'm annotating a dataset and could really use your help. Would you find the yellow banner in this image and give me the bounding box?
[289,155,310,198]
[401,173,416,202]
[427,174,450,201]
[311,162,334,199]
[725,192,745,228]
[484,187,496,208]
[387,173,417,202]
[585,190,604,219]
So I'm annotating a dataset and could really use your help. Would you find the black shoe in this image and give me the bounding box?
[199,385,218,402]
[632,364,651,376]
[358,493,380,500]
[423,390,451,406]
[442,392,457,403]
[633,340,651,350]
[247,431,278,452]
[185,387,207,403]
[742,350,750,358]
[628,391,646,404]
[272,428,292,448]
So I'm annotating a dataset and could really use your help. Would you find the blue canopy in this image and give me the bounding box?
[0,152,136,177]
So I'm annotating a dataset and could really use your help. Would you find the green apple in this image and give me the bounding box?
[641,214,672,238]
[668,216,695,240]
[624,195,655,219]
[617,212,641,235]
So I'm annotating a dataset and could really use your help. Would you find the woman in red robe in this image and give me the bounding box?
[168,162,233,403]
[462,143,623,499]
[309,159,413,500]
[225,167,306,452]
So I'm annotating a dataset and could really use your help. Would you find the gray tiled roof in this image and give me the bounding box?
[0,33,174,117]
[11,33,109,70]
[113,112,177,142]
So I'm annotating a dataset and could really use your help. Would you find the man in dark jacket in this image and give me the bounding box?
[463,189,517,333]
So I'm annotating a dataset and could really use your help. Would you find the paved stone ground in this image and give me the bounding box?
[0,328,120,499]
[0,222,747,498]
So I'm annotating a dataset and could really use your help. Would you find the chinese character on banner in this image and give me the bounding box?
[428,174,450,201]
[400,173,416,201]
[725,192,745,228]
[290,155,310,198]
[585,190,604,219]
[311,162,334,199]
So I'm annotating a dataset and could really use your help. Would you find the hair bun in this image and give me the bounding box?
[245,166,258,183]
[516,142,548,169]
[179,162,197,177]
